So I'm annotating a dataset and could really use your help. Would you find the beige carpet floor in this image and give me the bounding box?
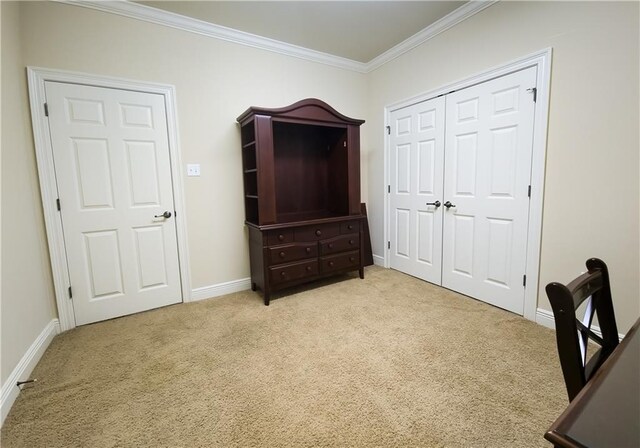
[1,266,567,447]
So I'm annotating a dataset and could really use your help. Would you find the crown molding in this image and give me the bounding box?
[53,0,369,72]
[54,0,498,74]
[365,0,498,72]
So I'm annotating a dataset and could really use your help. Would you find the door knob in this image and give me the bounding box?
[443,201,456,209]
[426,201,441,208]
[154,211,172,219]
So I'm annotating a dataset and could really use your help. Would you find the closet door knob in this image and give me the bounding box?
[443,201,456,209]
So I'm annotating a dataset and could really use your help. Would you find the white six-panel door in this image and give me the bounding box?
[45,81,182,325]
[389,97,445,284]
[441,67,537,314]
[388,67,537,315]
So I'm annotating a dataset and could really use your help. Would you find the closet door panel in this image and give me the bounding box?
[441,67,537,314]
[389,97,445,284]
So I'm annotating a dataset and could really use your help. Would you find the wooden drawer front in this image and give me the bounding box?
[266,229,294,246]
[295,223,340,242]
[268,243,317,265]
[340,220,360,234]
[320,250,360,274]
[319,234,360,255]
[270,260,319,285]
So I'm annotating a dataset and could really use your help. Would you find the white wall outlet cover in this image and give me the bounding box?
[187,164,200,176]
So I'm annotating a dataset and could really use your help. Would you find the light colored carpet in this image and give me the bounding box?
[1,266,567,447]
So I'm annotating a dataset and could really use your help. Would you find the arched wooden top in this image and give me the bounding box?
[237,98,365,125]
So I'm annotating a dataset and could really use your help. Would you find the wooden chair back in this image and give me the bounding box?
[545,258,619,402]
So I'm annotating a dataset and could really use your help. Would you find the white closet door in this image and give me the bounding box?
[441,67,537,314]
[389,96,445,284]
[45,81,182,325]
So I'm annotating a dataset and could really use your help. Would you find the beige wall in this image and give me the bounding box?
[1,2,58,385]
[365,1,640,333]
[17,1,369,290]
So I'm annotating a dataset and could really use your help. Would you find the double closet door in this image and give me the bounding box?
[389,67,536,315]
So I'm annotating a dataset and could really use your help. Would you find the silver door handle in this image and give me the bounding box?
[443,201,456,209]
[154,211,172,219]
[426,201,441,208]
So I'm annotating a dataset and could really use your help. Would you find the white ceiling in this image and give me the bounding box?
[138,1,467,63]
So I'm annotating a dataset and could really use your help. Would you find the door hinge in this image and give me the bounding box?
[523,275,527,287]
[386,126,390,135]
[44,103,49,117]
[56,198,61,211]
[527,87,537,102]
[68,286,73,299]
[387,185,390,193]
[527,185,531,198]
[387,241,391,249]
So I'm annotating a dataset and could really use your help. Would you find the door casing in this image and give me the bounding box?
[383,48,552,322]
[27,67,192,331]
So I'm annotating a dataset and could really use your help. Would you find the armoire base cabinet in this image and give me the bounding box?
[237,99,365,305]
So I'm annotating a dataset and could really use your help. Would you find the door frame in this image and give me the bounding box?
[383,48,552,322]
[27,67,192,331]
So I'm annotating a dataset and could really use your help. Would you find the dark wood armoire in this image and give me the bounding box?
[237,98,365,305]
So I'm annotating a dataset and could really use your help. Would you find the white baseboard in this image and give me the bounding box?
[1,318,60,426]
[190,277,252,302]
[536,308,625,340]
[372,254,385,267]
[535,307,556,330]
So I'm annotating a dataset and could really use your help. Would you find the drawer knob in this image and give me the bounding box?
[328,243,334,249]
[306,247,311,253]
[306,266,312,271]
[347,224,353,230]
[350,257,355,262]
[279,251,286,258]
[315,230,322,236]
[278,234,285,241]
[280,272,286,277]
[349,240,354,245]
[328,261,334,267]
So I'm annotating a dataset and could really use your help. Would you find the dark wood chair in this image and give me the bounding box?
[545,258,620,402]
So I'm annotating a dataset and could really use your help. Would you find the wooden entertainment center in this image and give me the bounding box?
[237,99,366,305]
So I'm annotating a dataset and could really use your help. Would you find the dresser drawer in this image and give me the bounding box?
[266,229,294,246]
[320,250,360,274]
[269,259,319,285]
[268,242,317,265]
[319,233,360,255]
[295,223,340,242]
[340,220,360,234]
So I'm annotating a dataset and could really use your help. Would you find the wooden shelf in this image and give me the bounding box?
[276,210,343,224]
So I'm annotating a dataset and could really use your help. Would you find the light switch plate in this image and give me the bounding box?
[187,164,200,177]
